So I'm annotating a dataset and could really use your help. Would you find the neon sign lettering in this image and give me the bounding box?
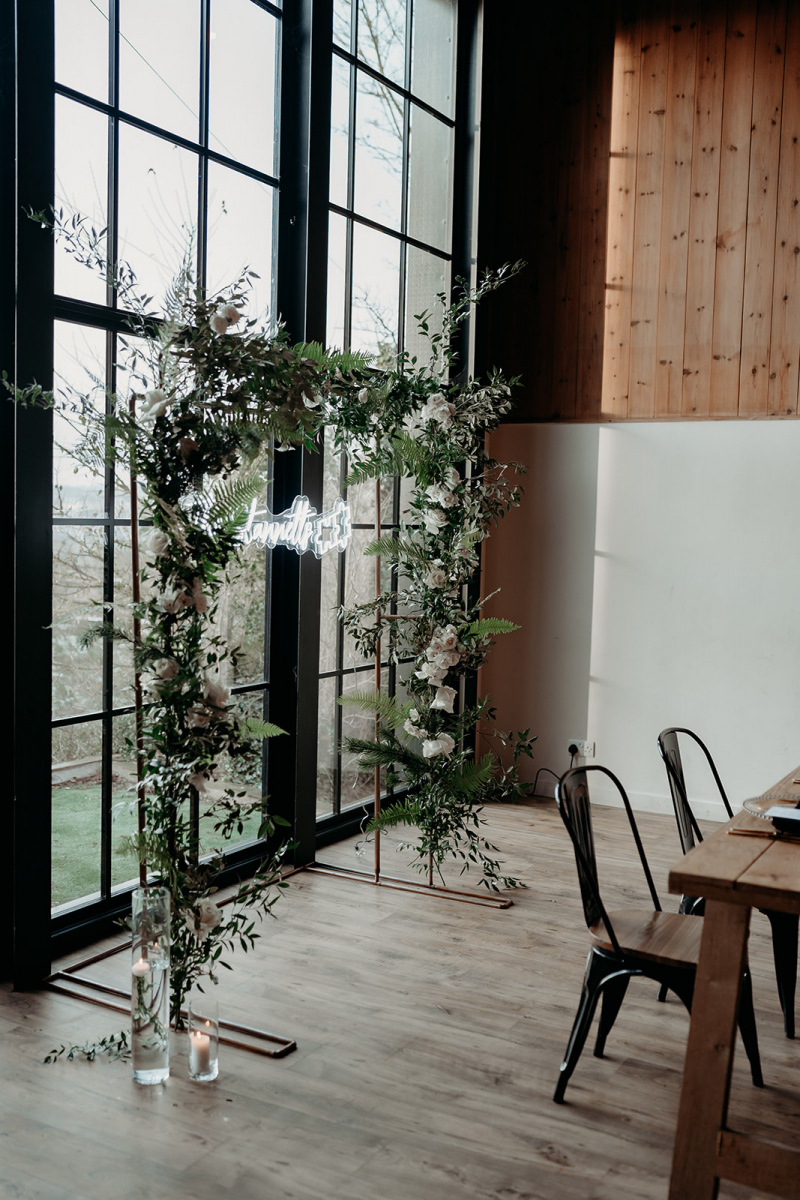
[241,495,352,558]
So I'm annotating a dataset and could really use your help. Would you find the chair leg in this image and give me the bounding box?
[594,972,630,1058]
[554,949,635,1104]
[656,982,668,1003]
[762,908,798,1039]
[737,967,764,1088]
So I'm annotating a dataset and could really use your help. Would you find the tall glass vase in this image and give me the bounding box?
[131,885,171,1084]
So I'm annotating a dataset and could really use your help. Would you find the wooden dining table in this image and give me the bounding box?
[668,766,800,1199]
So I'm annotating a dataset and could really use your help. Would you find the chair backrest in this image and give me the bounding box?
[555,766,662,956]
[657,728,733,856]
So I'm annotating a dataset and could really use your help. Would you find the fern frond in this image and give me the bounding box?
[444,754,494,796]
[464,618,521,639]
[240,718,288,740]
[366,798,425,833]
[79,622,131,650]
[363,534,429,571]
[207,475,265,533]
[338,690,411,729]
[327,347,373,373]
[345,431,432,486]
[292,340,327,364]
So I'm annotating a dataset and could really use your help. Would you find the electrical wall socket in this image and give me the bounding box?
[567,738,595,759]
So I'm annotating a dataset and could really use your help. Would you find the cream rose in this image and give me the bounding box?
[425,565,448,588]
[430,685,457,713]
[185,898,223,942]
[203,676,230,711]
[141,388,170,420]
[421,392,456,427]
[422,733,456,759]
[424,509,449,534]
[147,528,170,558]
[152,657,179,680]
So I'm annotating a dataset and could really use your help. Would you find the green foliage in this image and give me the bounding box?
[464,618,521,639]
[44,1031,131,1064]
[240,718,288,740]
[337,690,412,729]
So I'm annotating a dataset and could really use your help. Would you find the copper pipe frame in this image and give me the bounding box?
[45,972,296,1058]
[304,861,513,909]
[43,869,304,1058]
[128,396,147,887]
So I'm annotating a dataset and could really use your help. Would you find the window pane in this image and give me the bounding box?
[333,0,352,50]
[330,55,351,209]
[199,692,264,854]
[316,675,338,816]
[405,245,448,365]
[351,224,400,362]
[52,721,103,908]
[55,97,109,305]
[407,106,451,252]
[209,0,277,175]
[52,525,105,720]
[56,0,109,102]
[411,0,455,117]
[117,125,198,314]
[207,162,274,323]
[357,0,407,88]
[112,527,135,709]
[119,0,201,142]
[221,542,268,688]
[340,666,388,808]
[53,322,107,518]
[327,212,347,350]
[354,71,403,231]
[110,713,140,892]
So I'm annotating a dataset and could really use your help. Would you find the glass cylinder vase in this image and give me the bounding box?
[188,989,219,1082]
[131,886,171,1085]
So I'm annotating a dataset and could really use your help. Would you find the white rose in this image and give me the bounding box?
[152,657,178,680]
[430,685,457,713]
[439,625,460,651]
[147,528,170,557]
[141,388,170,420]
[422,733,456,759]
[358,387,371,404]
[403,718,426,739]
[203,676,230,711]
[156,585,186,614]
[431,649,460,669]
[210,312,229,334]
[408,709,420,722]
[424,509,449,534]
[421,392,456,427]
[185,898,223,942]
[425,566,448,588]
[218,303,242,325]
[444,467,460,489]
[415,661,447,685]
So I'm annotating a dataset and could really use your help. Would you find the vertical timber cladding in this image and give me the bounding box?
[513,0,800,422]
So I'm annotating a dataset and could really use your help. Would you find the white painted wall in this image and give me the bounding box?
[481,421,800,820]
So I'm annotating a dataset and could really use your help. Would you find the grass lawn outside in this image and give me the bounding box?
[51,785,262,907]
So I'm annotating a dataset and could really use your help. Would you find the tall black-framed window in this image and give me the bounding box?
[5,0,482,983]
[48,0,282,933]
[316,0,462,821]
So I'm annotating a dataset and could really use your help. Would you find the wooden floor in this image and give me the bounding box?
[2,801,799,1200]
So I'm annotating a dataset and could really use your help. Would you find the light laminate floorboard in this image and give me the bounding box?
[2,801,799,1199]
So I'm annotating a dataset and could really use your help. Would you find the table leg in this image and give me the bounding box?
[669,900,751,1200]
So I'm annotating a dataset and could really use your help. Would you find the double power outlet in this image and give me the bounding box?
[567,738,595,759]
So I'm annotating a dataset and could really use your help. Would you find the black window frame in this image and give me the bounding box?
[4,0,483,985]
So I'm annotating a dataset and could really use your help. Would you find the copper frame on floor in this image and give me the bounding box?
[44,920,297,1059]
[307,480,514,913]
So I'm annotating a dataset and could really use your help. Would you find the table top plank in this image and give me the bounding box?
[668,765,800,913]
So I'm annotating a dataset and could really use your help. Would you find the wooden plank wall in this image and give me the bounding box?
[490,0,800,422]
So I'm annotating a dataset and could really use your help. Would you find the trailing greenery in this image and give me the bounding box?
[327,265,535,890]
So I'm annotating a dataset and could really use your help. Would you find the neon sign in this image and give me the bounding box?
[241,495,352,558]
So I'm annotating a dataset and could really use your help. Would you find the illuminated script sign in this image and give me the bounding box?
[241,495,352,558]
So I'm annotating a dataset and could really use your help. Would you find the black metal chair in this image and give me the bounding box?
[658,727,799,1038]
[553,764,763,1104]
